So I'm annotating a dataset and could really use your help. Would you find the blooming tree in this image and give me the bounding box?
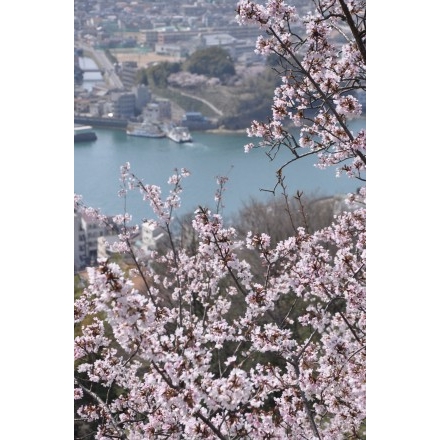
[74,1,366,439]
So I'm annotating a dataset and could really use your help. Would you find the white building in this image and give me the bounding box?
[74,209,115,272]
[96,223,164,265]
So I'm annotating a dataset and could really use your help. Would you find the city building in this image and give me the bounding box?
[74,209,115,272]
[180,111,216,130]
[97,223,164,265]
[119,61,139,88]
[133,84,151,113]
[109,91,136,118]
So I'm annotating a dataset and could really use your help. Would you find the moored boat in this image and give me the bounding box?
[126,121,166,138]
[166,126,193,143]
[74,125,97,143]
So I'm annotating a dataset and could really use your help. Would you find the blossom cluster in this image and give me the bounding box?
[75,189,366,438]
[238,0,366,181]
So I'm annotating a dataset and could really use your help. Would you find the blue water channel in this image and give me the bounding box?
[74,120,365,226]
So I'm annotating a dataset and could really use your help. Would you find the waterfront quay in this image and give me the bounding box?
[74,115,128,130]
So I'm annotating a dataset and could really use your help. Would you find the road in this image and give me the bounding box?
[77,43,224,118]
[171,88,223,116]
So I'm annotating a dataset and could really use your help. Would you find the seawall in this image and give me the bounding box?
[74,116,128,130]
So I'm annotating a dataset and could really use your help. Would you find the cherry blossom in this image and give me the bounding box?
[75,1,366,438]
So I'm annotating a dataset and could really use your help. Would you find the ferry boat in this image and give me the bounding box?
[166,126,193,143]
[126,121,166,138]
[74,125,97,143]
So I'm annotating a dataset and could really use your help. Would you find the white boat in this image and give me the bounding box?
[166,126,193,143]
[126,121,166,138]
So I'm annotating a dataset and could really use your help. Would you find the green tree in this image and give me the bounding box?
[135,68,149,86]
[141,61,181,88]
[219,66,281,129]
[184,46,235,80]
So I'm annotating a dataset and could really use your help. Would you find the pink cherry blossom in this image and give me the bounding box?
[75,1,366,438]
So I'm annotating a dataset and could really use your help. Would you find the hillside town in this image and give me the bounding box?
[74,0,275,128]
